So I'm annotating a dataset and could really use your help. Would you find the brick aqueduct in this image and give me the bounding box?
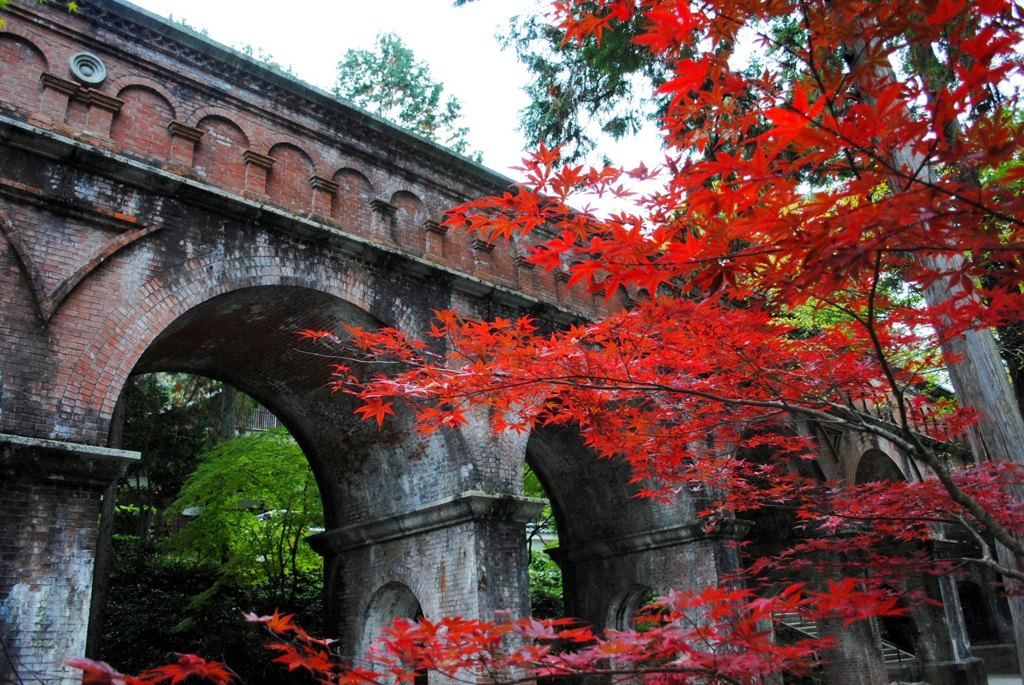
[0,2,1008,684]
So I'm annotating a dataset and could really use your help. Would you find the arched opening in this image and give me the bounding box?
[854,449,906,484]
[361,582,426,684]
[89,284,405,684]
[607,584,658,631]
[95,373,323,683]
[524,424,696,630]
[524,463,562,619]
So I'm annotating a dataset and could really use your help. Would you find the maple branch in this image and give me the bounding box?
[429,369,1024,561]
[954,514,1024,582]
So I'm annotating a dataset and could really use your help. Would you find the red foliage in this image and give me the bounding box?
[69,655,235,685]
[309,0,1023,677]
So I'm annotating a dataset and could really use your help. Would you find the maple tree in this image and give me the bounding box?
[72,0,1024,682]
[316,0,1024,678]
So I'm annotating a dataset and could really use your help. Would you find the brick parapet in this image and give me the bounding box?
[1,0,615,317]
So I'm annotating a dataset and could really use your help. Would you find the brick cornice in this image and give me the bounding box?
[242,149,275,169]
[547,519,752,564]
[422,219,447,235]
[168,121,204,142]
[78,88,124,113]
[309,175,339,193]
[370,198,397,217]
[40,72,79,95]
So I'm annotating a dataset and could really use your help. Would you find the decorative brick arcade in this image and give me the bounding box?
[0,2,999,684]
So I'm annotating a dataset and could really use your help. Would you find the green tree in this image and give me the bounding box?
[119,374,214,544]
[523,465,562,618]
[166,428,324,609]
[502,6,668,163]
[334,33,479,159]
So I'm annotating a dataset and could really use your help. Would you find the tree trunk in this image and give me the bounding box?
[219,384,238,442]
[877,54,1024,679]
[923,279,1024,681]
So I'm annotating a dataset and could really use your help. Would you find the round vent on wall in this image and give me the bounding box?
[69,52,107,85]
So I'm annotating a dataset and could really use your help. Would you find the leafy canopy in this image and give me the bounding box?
[166,428,323,605]
[334,33,479,159]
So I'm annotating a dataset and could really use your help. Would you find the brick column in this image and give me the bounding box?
[0,434,137,685]
[242,149,275,199]
[168,121,204,167]
[32,73,79,129]
[549,519,747,631]
[309,176,338,220]
[310,491,545,664]
[78,89,124,144]
[423,219,447,258]
[369,198,397,243]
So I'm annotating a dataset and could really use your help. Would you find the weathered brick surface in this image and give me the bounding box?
[0,435,135,685]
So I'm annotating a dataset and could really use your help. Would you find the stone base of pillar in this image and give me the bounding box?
[0,433,137,685]
[311,491,546,664]
[886,656,988,685]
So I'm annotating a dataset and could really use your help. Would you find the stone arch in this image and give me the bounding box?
[110,85,175,161]
[59,285,381,521]
[332,167,375,226]
[50,235,452,510]
[390,190,426,254]
[193,115,249,191]
[853,448,908,484]
[267,142,316,213]
[360,582,424,655]
[0,33,47,116]
[525,423,707,629]
[607,583,657,631]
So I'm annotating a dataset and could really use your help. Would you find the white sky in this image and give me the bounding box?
[127,0,544,176]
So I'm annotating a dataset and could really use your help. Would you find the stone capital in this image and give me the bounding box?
[548,518,751,564]
[0,433,139,487]
[310,175,339,193]
[242,149,275,169]
[422,219,447,235]
[168,121,204,142]
[309,490,547,554]
[370,198,397,217]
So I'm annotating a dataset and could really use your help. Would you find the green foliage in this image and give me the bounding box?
[0,1,77,28]
[236,43,297,77]
[166,429,324,606]
[334,33,479,159]
[100,539,317,684]
[119,375,213,542]
[502,5,669,162]
[524,464,562,617]
[528,553,563,619]
[166,13,209,37]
